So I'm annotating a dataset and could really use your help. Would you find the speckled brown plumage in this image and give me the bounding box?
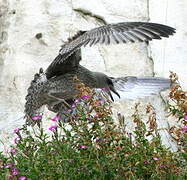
[24,21,176,126]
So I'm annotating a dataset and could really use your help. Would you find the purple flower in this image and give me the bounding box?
[181,126,187,133]
[80,145,88,149]
[32,115,42,121]
[52,115,61,122]
[74,99,80,103]
[71,104,76,108]
[159,164,167,168]
[153,157,160,161]
[12,168,19,176]
[10,148,17,155]
[99,99,105,104]
[19,176,27,180]
[86,117,92,121]
[81,96,90,100]
[96,138,103,143]
[101,88,107,91]
[14,137,21,144]
[13,128,20,134]
[49,125,58,132]
[4,163,14,169]
[184,115,187,120]
[67,109,72,113]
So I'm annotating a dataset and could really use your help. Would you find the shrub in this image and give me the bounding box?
[0,77,186,180]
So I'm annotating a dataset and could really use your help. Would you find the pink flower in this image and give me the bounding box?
[99,99,105,104]
[13,128,20,134]
[18,176,27,180]
[52,115,61,122]
[81,96,90,100]
[49,125,58,132]
[12,168,19,176]
[86,117,92,121]
[153,157,160,161]
[74,99,80,103]
[10,148,17,155]
[96,138,103,143]
[184,115,187,120]
[159,164,167,168]
[80,145,88,149]
[32,115,42,120]
[101,88,107,91]
[14,137,21,144]
[71,104,76,108]
[67,109,72,113]
[94,114,99,118]
[4,163,14,169]
[181,126,187,133]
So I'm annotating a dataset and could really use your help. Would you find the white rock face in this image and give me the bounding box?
[149,0,187,88]
[0,0,185,151]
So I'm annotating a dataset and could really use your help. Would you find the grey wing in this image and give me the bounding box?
[46,48,81,79]
[46,31,87,79]
[111,76,173,100]
[50,22,175,67]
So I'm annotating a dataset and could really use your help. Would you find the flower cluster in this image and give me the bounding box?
[167,72,187,151]
[1,162,27,180]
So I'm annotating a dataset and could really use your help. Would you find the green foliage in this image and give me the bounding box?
[0,81,186,180]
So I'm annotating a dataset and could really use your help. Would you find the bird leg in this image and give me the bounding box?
[56,101,77,123]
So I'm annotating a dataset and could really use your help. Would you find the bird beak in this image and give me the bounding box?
[104,85,120,101]
[106,88,114,101]
[109,85,120,100]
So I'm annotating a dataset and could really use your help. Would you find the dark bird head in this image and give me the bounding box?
[93,72,120,101]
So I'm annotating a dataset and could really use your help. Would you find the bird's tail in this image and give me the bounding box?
[24,68,47,126]
[110,76,175,100]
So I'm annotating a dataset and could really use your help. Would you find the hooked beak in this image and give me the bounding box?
[109,85,120,100]
[105,78,120,101]
[104,85,120,102]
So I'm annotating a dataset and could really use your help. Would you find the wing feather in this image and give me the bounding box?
[59,22,175,57]
[47,22,175,76]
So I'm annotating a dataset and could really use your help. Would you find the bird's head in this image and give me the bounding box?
[93,72,120,101]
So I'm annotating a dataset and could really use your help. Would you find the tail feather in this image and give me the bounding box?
[24,68,47,126]
[111,76,174,100]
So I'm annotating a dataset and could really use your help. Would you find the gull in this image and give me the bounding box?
[24,22,176,125]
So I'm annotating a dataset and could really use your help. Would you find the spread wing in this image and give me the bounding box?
[46,31,87,79]
[111,76,173,100]
[48,22,175,69]
[46,48,82,79]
